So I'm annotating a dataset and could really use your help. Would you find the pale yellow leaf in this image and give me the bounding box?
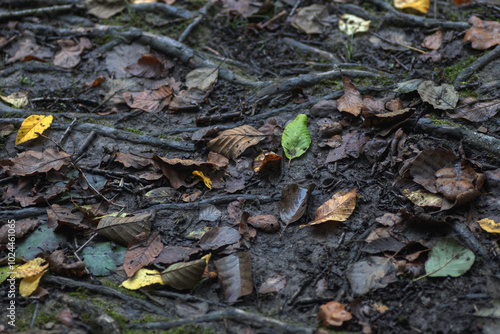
[15,115,54,145]
[19,269,47,297]
[121,268,164,290]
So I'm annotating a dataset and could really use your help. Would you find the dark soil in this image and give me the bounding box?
[1,1,500,334]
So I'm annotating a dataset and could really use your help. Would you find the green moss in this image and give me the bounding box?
[123,324,214,334]
[35,312,58,327]
[124,127,144,135]
[442,55,478,83]
[67,286,89,298]
[458,88,478,98]
[93,34,114,46]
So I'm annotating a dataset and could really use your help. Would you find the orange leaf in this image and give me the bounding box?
[15,115,53,145]
[302,188,356,227]
[464,16,500,50]
[318,301,352,327]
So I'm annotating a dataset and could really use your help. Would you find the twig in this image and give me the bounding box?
[130,308,315,334]
[29,300,39,329]
[57,118,77,148]
[283,38,339,63]
[454,44,500,87]
[74,130,97,160]
[151,290,227,307]
[178,1,212,43]
[450,219,490,260]
[75,232,98,254]
[370,32,426,54]
[73,164,125,208]
[131,2,192,20]
[0,4,77,21]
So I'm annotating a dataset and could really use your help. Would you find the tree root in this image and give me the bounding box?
[43,275,171,317]
[0,118,195,151]
[283,38,339,63]
[130,308,315,334]
[450,219,490,260]
[417,118,500,156]
[0,4,79,21]
[454,44,500,87]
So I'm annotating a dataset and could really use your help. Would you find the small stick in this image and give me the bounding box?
[370,32,427,54]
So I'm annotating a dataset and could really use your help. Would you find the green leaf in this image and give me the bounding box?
[81,242,126,276]
[281,114,311,162]
[424,239,475,278]
[16,224,66,260]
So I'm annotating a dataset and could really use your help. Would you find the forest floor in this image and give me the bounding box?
[1,0,500,333]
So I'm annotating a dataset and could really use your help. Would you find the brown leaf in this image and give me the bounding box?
[417,81,458,110]
[215,252,253,304]
[253,152,282,174]
[124,231,163,277]
[435,161,485,205]
[0,122,15,137]
[337,76,363,117]
[6,33,53,64]
[207,125,266,159]
[258,274,287,294]
[303,188,356,227]
[123,86,172,113]
[464,16,500,50]
[408,148,457,193]
[278,184,315,226]
[54,37,92,69]
[115,152,153,169]
[247,215,280,233]
[448,99,500,122]
[153,246,196,266]
[9,148,71,176]
[57,307,74,327]
[169,88,207,112]
[318,301,352,327]
[48,250,86,277]
[422,29,443,50]
[82,75,106,88]
[228,197,245,225]
[46,204,86,231]
[239,211,257,241]
[198,227,241,251]
[346,256,394,295]
[153,156,217,189]
[0,218,40,244]
[315,278,328,296]
[326,131,368,163]
[125,54,164,78]
[207,151,229,168]
[97,213,152,246]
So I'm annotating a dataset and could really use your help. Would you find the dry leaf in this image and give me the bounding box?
[422,29,443,50]
[9,148,70,176]
[215,252,253,304]
[318,301,352,327]
[278,184,315,227]
[477,218,500,233]
[417,81,459,110]
[0,91,29,108]
[394,0,429,14]
[186,67,219,91]
[337,76,363,117]
[123,86,172,113]
[121,268,165,290]
[97,213,152,246]
[247,215,280,233]
[54,38,92,69]
[464,16,500,50]
[291,4,328,34]
[15,115,53,145]
[124,232,163,277]
[303,188,356,227]
[125,54,164,78]
[258,274,287,294]
[207,125,266,159]
[338,14,371,35]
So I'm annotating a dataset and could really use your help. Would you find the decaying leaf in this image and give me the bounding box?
[81,242,126,276]
[97,213,152,246]
[448,99,500,122]
[124,232,163,277]
[346,256,394,295]
[0,91,29,108]
[114,152,153,169]
[215,252,253,304]
[278,184,315,227]
[318,301,352,327]
[239,211,257,241]
[302,188,356,227]
[121,268,165,290]
[337,76,363,117]
[394,0,429,14]
[0,218,40,244]
[186,67,219,91]
[9,148,70,176]
[153,156,217,189]
[477,218,500,233]
[258,274,287,294]
[161,254,210,290]
[291,4,328,34]
[14,258,48,278]
[338,14,371,35]
[253,152,282,174]
[54,37,92,69]
[47,250,86,277]
[281,114,311,163]
[326,131,368,163]
[15,115,54,146]
[198,227,241,251]
[47,204,86,231]
[417,81,459,110]
[198,205,222,222]
[402,188,443,208]
[207,125,266,159]
[123,86,172,113]
[421,239,475,278]
[464,16,500,50]
[6,33,53,63]
[247,215,280,233]
[125,54,164,78]
[422,29,443,50]
[85,0,126,19]
[169,88,207,111]
[153,246,196,266]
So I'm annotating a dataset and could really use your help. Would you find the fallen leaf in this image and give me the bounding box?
[247,215,280,233]
[346,256,394,295]
[422,29,443,50]
[19,269,48,297]
[121,268,165,290]
[394,0,429,14]
[161,254,210,290]
[6,33,53,63]
[186,67,218,91]
[56,307,74,327]
[302,188,356,227]
[86,0,126,18]
[15,115,54,146]
[315,278,328,296]
[81,242,126,276]
[291,4,328,34]
[83,75,106,88]
[169,88,207,111]
[253,152,282,174]
[228,197,245,225]
[97,213,152,246]
[448,99,500,122]
[337,76,363,117]
[215,252,253,304]
[192,170,212,189]
[318,301,352,327]
[417,81,459,110]
[153,156,217,189]
[198,205,222,222]
[115,152,153,169]
[0,90,29,108]
[278,184,315,227]
[124,232,163,277]
[339,14,371,35]
[239,211,257,241]
[47,204,86,231]
[15,258,48,278]
[326,131,369,163]
[464,16,500,50]
[0,218,40,244]
[477,218,500,234]
[281,114,311,163]
[198,227,241,251]
[153,246,197,266]
[47,250,86,277]
[207,125,266,159]
[9,148,70,176]
[258,274,287,294]
[54,37,92,69]
[125,54,164,78]
[420,238,474,278]
[123,86,172,113]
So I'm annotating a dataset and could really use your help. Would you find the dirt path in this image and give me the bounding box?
[1,1,500,333]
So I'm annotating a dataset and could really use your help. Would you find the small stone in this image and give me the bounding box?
[478,126,487,133]
[310,100,338,118]
[317,118,342,137]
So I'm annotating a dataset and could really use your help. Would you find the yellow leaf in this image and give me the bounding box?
[0,91,29,108]
[477,218,500,233]
[121,269,164,290]
[14,258,48,278]
[192,170,212,189]
[19,269,47,297]
[301,188,357,227]
[402,188,442,207]
[338,14,371,35]
[394,0,430,14]
[15,115,54,145]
